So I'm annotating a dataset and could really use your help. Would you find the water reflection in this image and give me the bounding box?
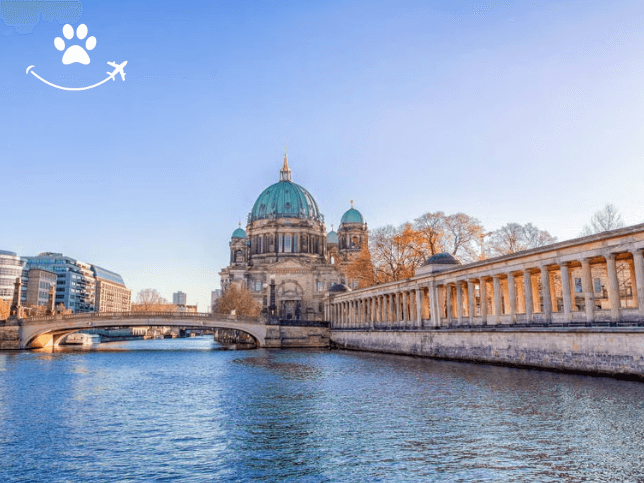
[1,343,644,482]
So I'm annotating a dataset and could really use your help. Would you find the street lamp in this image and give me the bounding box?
[267,275,277,322]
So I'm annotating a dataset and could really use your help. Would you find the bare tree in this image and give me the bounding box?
[488,222,557,257]
[214,283,261,317]
[443,212,484,262]
[413,211,483,263]
[132,288,176,312]
[581,203,625,236]
[56,303,72,315]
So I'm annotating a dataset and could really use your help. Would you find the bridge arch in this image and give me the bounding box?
[20,313,268,350]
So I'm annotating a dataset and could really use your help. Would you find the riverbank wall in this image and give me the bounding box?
[331,328,644,379]
[0,325,20,350]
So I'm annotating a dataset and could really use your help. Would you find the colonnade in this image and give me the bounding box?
[326,247,644,330]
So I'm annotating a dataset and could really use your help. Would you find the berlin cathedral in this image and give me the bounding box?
[219,152,367,321]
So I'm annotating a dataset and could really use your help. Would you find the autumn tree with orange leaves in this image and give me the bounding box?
[0,298,9,320]
[345,243,376,288]
[369,223,424,284]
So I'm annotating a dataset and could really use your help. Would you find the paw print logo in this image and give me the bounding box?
[54,24,97,65]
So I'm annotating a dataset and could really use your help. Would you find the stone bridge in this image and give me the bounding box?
[0,312,330,350]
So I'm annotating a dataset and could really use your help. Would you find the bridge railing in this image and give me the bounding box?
[22,311,262,324]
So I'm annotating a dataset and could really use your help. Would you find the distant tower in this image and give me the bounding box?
[172,291,187,305]
[338,201,368,255]
[229,223,248,266]
[326,224,339,265]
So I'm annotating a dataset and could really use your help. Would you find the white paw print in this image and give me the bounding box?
[54,24,96,65]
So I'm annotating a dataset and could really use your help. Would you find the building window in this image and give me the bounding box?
[284,235,292,253]
[574,278,582,293]
[255,281,262,292]
[594,278,602,294]
[317,281,324,292]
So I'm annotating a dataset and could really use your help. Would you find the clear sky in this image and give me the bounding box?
[2,0,644,310]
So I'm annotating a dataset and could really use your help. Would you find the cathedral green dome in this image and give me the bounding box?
[232,227,247,239]
[249,155,323,223]
[340,205,364,224]
[327,230,339,244]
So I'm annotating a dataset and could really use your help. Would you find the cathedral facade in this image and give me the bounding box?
[219,153,366,320]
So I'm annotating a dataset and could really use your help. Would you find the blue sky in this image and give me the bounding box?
[2,0,644,310]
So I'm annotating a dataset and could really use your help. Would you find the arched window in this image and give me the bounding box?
[235,250,243,263]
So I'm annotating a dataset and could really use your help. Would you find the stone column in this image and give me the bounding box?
[445,284,452,325]
[492,275,502,325]
[540,266,552,323]
[549,269,558,312]
[374,296,379,328]
[9,277,23,318]
[402,291,408,327]
[436,284,447,326]
[480,278,487,325]
[632,250,644,317]
[47,284,56,316]
[523,270,533,323]
[507,273,516,324]
[560,263,573,323]
[531,272,541,314]
[606,253,621,322]
[581,258,595,324]
[415,289,422,328]
[456,282,463,325]
[430,283,441,327]
[467,280,475,325]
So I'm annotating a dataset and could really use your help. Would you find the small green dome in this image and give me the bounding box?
[423,252,460,266]
[341,207,364,224]
[327,230,339,244]
[232,227,247,239]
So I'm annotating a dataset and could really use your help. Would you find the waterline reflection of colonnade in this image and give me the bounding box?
[325,225,644,329]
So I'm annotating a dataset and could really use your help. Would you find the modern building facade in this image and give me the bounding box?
[93,266,132,313]
[21,253,96,313]
[219,153,367,320]
[0,250,22,305]
[22,268,57,307]
[20,253,131,314]
[173,291,187,305]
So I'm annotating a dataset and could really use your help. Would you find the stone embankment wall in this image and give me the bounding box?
[265,325,330,348]
[331,329,644,378]
[0,325,20,350]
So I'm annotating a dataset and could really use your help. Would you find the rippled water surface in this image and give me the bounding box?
[2,337,644,482]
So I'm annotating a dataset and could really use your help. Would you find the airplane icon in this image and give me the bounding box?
[106,61,127,81]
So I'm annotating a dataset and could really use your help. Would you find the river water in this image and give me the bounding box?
[1,337,644,482]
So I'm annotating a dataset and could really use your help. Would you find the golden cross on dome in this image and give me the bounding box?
[350,200,354,208]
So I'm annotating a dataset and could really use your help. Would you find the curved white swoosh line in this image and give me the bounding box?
[26,66,114,91]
